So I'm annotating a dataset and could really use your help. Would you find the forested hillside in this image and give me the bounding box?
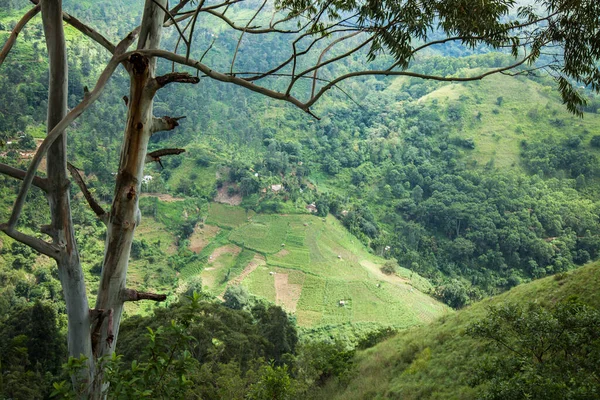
[1,0,600,398]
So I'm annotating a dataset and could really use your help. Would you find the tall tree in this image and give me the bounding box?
[0,0,598,397]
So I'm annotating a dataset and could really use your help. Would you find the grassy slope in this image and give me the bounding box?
[176,202,449,329]
[412,73,600,170]
[315,261,600,399]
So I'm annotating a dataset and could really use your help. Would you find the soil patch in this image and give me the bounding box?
[189,224,220,253]
[274,273,302,313]
[214,183,242,205]
[208,244,242,263]
[275,249,290,257]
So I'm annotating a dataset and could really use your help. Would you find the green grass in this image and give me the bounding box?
[199,248,241,294]
[315,262,600,400]
[166,150,218,199]
[244,264,276,303]
[206,202,251,228]
[229,214,289,254]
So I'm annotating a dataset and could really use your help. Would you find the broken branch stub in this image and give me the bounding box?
[122,288,168,302]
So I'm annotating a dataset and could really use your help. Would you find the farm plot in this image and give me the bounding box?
[179,207,449,328]
[200,245,243,293]
[320,279,353,325]
[206,202,251,228]
[274,269,304,312]
[268,246,310,268]
[295,275,326,326]
[229,215,289,254]
[244,265,276,303]
[135,215,178,255]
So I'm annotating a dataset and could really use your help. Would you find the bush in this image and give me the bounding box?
[590,135,600,148]
[380,261,397,275]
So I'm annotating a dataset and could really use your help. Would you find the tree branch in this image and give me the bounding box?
[0,162,48,192]
[0,3,41,68]
[146,148,186,168]
[154,72,200,88]
[304,55,534,108]
[134,49,314,114]
[62,12,116,54]
[167,0,194,19]
[204,9,297,34]
[66,163,107,222]
[0,223,60,259]
[151,116,186,133]
[122,288,167,302]
[311,31,361,97]
[7,46,131,229]
[151,0,189,54]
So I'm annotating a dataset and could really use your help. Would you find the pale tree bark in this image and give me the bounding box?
[91,0,169,396]
[41,0,94,393]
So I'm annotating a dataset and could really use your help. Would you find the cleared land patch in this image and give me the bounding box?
[189,224,220,253]
[214,183,243,205]
[274,272,303,312]
[360,260,410,285]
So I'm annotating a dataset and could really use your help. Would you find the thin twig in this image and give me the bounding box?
[230,0,268,75]
[311,31,361,97]
[185,0,207,61]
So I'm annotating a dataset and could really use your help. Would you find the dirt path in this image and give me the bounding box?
[360,260,411,286]
[274,273,302,313]
[219,254,266,297]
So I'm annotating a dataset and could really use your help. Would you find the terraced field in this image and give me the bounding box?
[180,204,449,328]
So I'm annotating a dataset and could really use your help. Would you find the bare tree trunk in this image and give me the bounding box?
[91,0,167,396]
[41,0,94,394]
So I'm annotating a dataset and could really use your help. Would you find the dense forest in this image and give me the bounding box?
[1,0,600,398]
